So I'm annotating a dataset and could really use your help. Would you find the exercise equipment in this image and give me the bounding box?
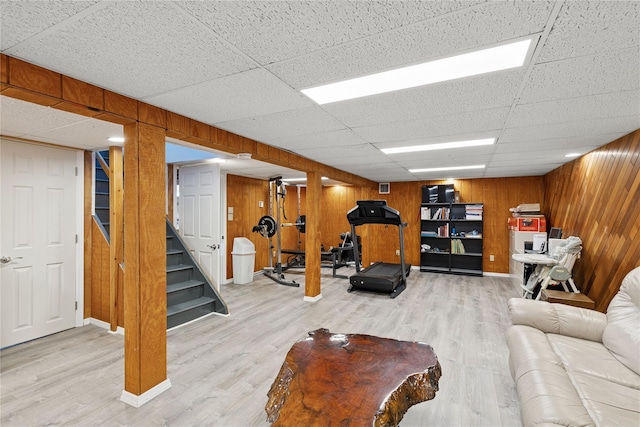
[346,200,410,298]
[251,177,307,287]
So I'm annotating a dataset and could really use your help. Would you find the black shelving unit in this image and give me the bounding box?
[420,202,483,276]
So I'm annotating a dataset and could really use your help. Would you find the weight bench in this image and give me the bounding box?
[280,248,350,278]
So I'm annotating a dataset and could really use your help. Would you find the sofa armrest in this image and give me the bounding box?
[508,298,607,342]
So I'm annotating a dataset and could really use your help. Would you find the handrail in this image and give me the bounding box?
[96,151,110,175]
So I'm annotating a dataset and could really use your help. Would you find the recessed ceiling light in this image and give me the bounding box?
[565,153,581,158]
[381,138,495,155]
[409,165,485,173]
[301,37,535,104]
[108,136,125,143]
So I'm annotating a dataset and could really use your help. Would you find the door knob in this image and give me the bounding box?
[206,244,219,250]
[1,256,23,264]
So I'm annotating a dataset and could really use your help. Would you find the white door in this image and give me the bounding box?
[178,163,221,289]
[0,140,77,348]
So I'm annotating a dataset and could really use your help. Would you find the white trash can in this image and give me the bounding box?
[231,237,256,284]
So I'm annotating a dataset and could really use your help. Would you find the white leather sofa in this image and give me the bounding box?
[507,266,640,426]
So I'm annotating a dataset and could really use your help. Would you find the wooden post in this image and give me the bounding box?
[304,171,322,301]
[121,122,171,406]
[109,146,123,332]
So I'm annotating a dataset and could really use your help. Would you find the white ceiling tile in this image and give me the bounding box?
[358,108,509,144]
[268,1,552,89]
[507,90,640,128]
[500,116,640,143]
[538,1,640,62]
[295,143,380,160]
[0,1,99,50]
[143,68,313,124]
[0,96,121,150]
[270,129,369,151]
[520,47,640,104]
[179,1,485,66]
[216,106,346,142]
[6,1,256,98]
[493,135,617,154]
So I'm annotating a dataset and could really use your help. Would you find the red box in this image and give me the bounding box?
[509,217,547,232]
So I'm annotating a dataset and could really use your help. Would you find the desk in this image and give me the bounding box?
[265,328,441,426]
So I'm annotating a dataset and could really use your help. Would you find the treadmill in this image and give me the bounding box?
[346,200,410,298]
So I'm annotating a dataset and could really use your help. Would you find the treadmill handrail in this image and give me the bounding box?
[347,200,403,227]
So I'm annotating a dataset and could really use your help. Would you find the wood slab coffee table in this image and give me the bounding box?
[265,328,441,426]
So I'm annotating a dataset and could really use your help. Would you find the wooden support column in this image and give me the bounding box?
[109,146,123,332]
[121,122,171,407]
[304,171,322,301]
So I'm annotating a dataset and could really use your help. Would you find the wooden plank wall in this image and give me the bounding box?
[89,219,125,327]
[225,176,545,277]
[226,175,270,279]
[543,129,640,312]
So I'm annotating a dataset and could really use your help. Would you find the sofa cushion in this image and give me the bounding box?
[569,371,640,426]
[602,267,640,375]
[548,334,640,390]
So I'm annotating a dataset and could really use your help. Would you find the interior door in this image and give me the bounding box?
[178,163,221,289]
[0,140,77,348]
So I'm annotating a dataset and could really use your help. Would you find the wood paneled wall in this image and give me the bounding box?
[543,129,640,312]
[340,179,544,273]
[226,176,545,277]
[89,219,124,326]
[226,175,270,279]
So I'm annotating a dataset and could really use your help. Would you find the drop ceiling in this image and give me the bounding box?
[1,1,639,183]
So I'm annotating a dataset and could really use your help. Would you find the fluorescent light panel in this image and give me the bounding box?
[381,138,495,155]
[409,165,485,173]
[302,38,534,104]
[565,153,581,158]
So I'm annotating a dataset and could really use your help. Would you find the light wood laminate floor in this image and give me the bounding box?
[1,268,523,426]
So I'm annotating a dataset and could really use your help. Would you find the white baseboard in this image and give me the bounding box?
[303,294,323,302]
[483,272,510,278]
[87,318,125,335]
[120,379,172,408]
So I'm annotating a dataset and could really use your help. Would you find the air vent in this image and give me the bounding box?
[379,183,390,194]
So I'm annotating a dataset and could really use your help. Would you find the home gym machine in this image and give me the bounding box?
[346,200,410,298]
[252,176,305,287]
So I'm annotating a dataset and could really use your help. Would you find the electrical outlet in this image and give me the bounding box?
[490,254,495,261]
[396,249,400,256]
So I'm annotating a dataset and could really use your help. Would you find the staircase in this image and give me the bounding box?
[166,220,229,328]
[93,149,228,329]
[94,150,110,237]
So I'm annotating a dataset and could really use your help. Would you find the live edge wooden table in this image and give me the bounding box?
[265,328,442,427]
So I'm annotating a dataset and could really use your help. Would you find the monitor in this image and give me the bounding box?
[549,227,563,239]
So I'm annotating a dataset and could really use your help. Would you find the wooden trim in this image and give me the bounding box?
[304,172,322,298]
[109,147,124,332]
[167,164,174,223]
[83,151,93,319]
[123,122,167,396]
[1,54,376,189]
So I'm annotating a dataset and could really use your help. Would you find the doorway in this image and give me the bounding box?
[1,139,81,348]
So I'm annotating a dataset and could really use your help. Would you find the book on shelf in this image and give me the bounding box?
[430,207,450,220]
[451,239,466,254]
[465,204,483,220]
[421,207,431,220]
[437,224,449,237]
[421,231,437,237]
